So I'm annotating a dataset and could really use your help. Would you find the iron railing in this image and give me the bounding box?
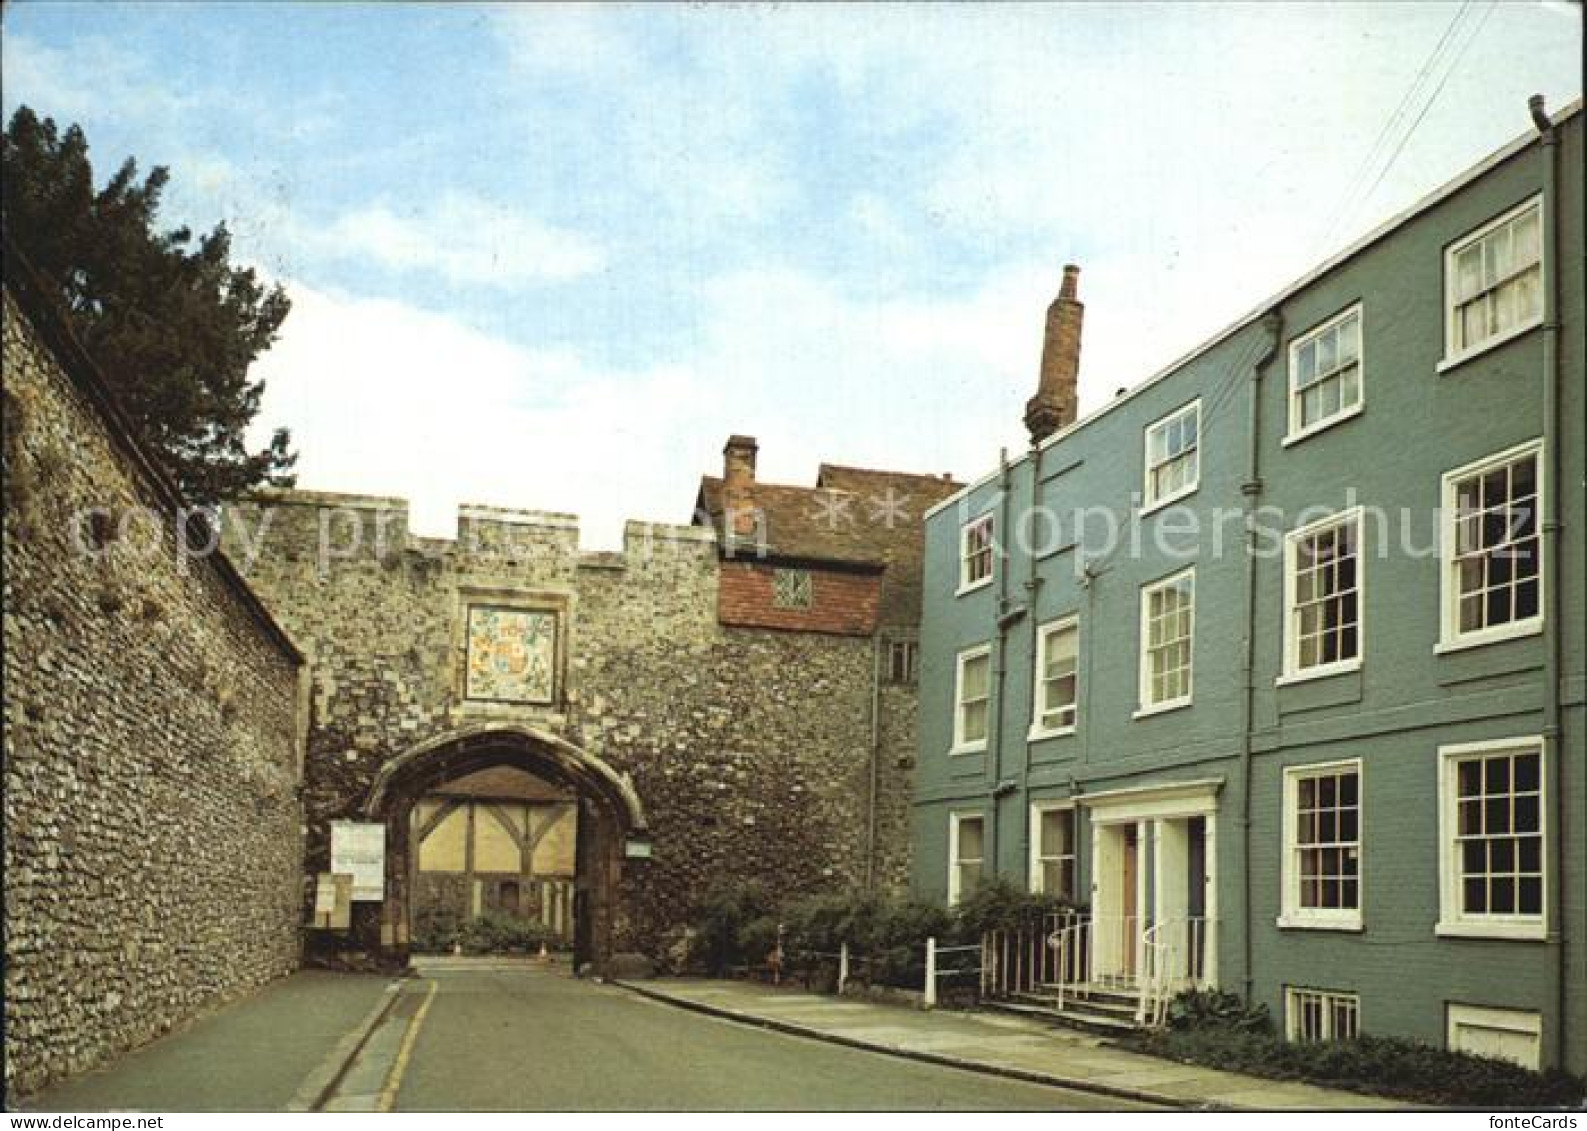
[981,911,1213,1028]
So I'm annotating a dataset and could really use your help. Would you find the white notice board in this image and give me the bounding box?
[330,821,386,902]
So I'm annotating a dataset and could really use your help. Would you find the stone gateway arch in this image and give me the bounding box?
[364,724,647,972]
[223,449,954,972]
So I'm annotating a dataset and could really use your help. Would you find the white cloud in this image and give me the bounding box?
[491,5,650,81]
[488,7,798,229]
[248,265,1057,548]
[249,282,700,548]
[318,192,604,286]
[1,32,191,123]
[474,3,1579,398]
[21,2,1583,543]
[249,244,1332,553]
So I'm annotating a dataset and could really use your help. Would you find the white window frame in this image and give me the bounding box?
[1136,567,1195,717]
[948,811,986,906]
[1278,759,1363,931]
[1436,439,1545,654]
[1028,801,1077,899]
[958,514,995,595]
[1439,194,1545,372]
[951,643,992,755]
[1029,614,1079,740]
[1284,304,1364,445]
[1446,1004,1543,1070]
[1436,736,1547,941]
[1286,987,1361,1042]
[1142,399,1201,513]
[1279,506,1365,685]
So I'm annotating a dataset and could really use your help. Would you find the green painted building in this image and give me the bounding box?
[912,99,1584,1072]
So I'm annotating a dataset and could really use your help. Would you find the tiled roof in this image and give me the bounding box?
[696,477,884,565]
[694,462,962,627]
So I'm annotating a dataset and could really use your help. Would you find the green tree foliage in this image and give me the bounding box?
[2,105,296,502]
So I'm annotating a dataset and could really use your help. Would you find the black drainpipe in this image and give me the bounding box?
[1241,309,1284,1002]
[1528,93,1567,1071]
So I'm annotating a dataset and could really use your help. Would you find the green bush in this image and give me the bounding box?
[1165,987,1272,1034]
[952,875,1079,939]
[691,879,776,975]
[686,878,1080,991]
[868,897,955,987]
[738,914,783,967]
[1138,990,1586,1107]
[410,910,551,955]
[410,908,464,954]
[764,889,955,989]
[781,891,871,958]
[462,911,550,955]
[778,891,862,985]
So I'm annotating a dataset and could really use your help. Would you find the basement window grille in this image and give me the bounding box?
[1286,988,1360,1042]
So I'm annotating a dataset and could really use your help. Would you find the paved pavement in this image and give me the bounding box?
[14,962,1158,1111]
[18,970,401,1112]
[620,977,1411,1110]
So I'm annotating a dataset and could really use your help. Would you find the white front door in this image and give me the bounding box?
[1083,780,1221,989]
[1090,820,1144,981]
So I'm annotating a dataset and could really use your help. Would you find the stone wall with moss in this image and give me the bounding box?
[2,288,304,1097]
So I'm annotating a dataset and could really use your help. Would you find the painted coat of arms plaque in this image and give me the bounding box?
[465,607,557,704]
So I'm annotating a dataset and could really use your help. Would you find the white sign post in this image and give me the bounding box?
[330,821,386,902]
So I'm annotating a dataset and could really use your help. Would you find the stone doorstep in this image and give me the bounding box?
[620,980,1414,1112]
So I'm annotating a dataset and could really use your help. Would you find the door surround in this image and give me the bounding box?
[1083,778,1221,986]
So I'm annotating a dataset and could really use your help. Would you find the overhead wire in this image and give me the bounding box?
[1077,2,1497,577]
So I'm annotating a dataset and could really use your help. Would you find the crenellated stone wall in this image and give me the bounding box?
[225,490,922,958]
[2,286,305,1097]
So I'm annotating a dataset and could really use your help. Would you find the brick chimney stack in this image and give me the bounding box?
[1024,264,1084,446]
[722,434,759,536]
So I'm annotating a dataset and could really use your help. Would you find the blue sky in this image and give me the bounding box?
[3,2,1580,545]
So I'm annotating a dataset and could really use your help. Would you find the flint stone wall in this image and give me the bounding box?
[226,492,920,956]
[2,288,304,1097]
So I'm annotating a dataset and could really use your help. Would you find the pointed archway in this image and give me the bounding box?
[364,723,646,972]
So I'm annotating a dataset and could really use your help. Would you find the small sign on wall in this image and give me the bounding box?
[624,835,653,860]
[313,872,353,929]
[330,821,386,902]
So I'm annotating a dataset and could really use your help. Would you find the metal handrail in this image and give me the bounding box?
[983,912,1212,1027]
[1048,921,1082,1012]
[1139,919,1170,1026]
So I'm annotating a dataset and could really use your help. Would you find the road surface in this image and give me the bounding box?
[345,966,1153,1111]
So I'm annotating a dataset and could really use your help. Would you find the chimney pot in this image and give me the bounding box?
[1060,263,1080,300]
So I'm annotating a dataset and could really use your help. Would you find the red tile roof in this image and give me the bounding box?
[693,461,961,628]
